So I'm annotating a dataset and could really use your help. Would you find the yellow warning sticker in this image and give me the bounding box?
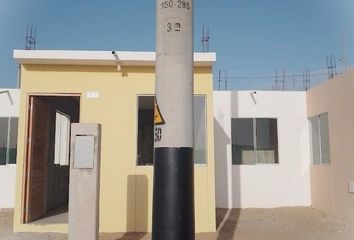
[154,98,165,125]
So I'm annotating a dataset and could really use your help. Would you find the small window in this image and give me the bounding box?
[256,119,278,164]
[231,118,255,164]
[137,96,154,166]
[8,118,18,164]
[136,95,207,166]
[193,96,207,164]
[309,113,330,165]
[0,117,18,165]
[0,118,8,165]
[231,118,278,165]
[309,116,321,164]
[54,112,70,166]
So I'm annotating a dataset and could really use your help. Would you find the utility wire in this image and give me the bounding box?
[213,72,336,80]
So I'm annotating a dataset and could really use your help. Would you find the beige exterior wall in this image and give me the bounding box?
[14,64,216,233]
[307,69,354,221]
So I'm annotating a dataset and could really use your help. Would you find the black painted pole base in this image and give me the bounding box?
[152,147,195,240]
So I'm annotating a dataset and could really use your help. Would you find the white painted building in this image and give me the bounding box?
[214,91,312,208]
[0,89,19,208]
[214,69,354,223]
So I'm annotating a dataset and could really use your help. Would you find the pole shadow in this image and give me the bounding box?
[115,232,146,240]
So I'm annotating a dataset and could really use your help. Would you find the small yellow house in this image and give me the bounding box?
[12,50,216,233]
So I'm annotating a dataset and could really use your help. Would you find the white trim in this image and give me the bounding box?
[13,50,216,67]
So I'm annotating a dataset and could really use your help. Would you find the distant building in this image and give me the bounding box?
[0,88,19,208]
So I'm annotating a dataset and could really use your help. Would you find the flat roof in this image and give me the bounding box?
[13,50,216,67]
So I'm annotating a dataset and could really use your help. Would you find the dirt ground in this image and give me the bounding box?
[1,207,354,240]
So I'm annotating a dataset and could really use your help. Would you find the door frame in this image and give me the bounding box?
[21,93,81,223]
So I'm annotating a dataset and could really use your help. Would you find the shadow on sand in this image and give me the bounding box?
[216,208,241,240]
[115,232,146,240]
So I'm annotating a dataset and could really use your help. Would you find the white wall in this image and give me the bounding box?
[0,165,17,208]
[214,91,233,208]
[0,88,20,208]
[214,91,311,208]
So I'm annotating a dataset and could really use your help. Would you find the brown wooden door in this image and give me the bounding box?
[23,97,49,223]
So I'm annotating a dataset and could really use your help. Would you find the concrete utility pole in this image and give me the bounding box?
[152,0,195,239]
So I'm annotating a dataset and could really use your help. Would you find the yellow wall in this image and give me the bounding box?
[14,64,216,233]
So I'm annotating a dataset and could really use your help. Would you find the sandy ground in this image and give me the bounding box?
[1,207,354,240]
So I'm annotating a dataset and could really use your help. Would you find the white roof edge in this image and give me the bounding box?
[13,50,216,67]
